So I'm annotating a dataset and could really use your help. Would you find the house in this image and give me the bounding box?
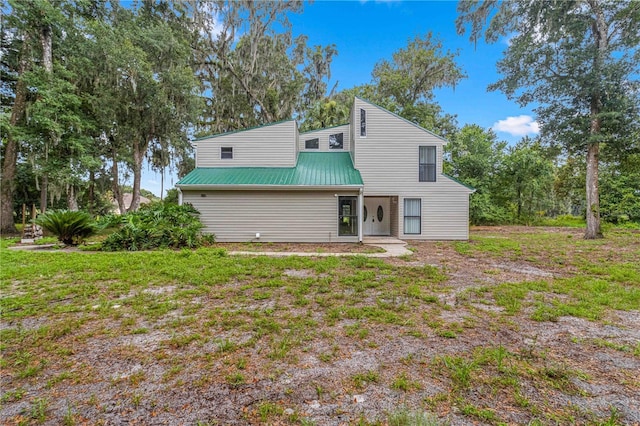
[176,97,474,242]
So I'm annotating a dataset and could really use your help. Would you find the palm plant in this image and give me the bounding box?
[36,210,97,245]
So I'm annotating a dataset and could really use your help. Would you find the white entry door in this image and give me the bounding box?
[363,197,390,236]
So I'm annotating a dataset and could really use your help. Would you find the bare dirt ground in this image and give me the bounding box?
[1,226,639,425]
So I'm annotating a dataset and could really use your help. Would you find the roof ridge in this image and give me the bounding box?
[354,96,449,144]
[192,119,295,141]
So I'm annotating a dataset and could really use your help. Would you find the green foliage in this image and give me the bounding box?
[36,210,97,246]
[194,2,334,134]
[101,203,207,251]
[445,125,511,225]
[496,138,555,223]
[457,0,640,237]
[599,155,640,223]
[304,33,463,139]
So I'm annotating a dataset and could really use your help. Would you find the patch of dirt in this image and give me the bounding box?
[220,242,384,254]
[2,226,639,425]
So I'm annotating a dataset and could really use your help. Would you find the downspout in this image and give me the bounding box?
[178,188,183,206]
[358,187,364,243]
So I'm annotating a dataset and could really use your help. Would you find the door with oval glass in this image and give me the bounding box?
[363,197,390,236]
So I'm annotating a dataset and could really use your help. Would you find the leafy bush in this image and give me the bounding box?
[95,214,125,230]
[101,203,211,251]
[469,192,512,225]
[36,210,98,246]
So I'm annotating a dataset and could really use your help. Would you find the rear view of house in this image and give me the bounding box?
[177,97,474,242]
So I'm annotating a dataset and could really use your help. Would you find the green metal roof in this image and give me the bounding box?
[177,152,363,187]
[442,173,476,192]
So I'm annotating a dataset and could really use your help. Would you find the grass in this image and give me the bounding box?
[1,226,638,425]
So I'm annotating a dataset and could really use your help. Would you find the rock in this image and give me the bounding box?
[353,395,365,404]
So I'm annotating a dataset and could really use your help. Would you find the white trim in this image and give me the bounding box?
[358,188,364,242]
[177,184,363,191]
[178,188,183,205]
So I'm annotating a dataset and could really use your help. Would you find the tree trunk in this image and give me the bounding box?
[160,167,164,201]
[67,185,79,211]
[584,0,606,239]
[0,34,31,234]
[39,25,53,214]
[585,141,602,239]
[40,174,48,213]
[128,139,143,212]
[88,170,95,214]
[111,149,125,214]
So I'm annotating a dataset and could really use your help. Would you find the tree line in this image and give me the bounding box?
[1,0,638,238]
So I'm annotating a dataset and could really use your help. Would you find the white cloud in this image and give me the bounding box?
[492,115,540,137]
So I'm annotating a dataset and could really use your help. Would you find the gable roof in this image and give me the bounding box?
[355,96,450,144]
[192,119,295,142]
[177,152,363,189]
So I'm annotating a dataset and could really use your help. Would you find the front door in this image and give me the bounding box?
[363,197,390,236]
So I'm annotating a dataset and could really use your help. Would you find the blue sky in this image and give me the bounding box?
[144,0,540,196]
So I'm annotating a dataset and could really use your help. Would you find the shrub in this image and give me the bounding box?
[36,210,98,246]
[101,203,209,251]
[95,214,125,230]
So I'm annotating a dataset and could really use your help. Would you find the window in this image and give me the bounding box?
[338,196,358,236]
[329,133,343,149]
[360,108,366,137]
[404,199,421,235]
[305,138,319,149]
[221,147,233,159]
[419,146,436,182]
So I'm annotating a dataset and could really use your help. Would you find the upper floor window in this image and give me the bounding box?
[221,147,233,159]
[329,133,343,149]
[305,138,319,149]
[360,109,366,137]
[419,146,436,182]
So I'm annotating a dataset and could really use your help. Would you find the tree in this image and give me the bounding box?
[444,124,508,224]
[496,138,555,223]
[457,0,640,238]
[89,3,202,212]
[372,32,465,107]
[305,33,464,137]
[192,1,335,134]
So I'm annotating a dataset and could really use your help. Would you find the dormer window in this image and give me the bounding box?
[221,147,233,159]
[360,109,366,137]
[329,133,343,149]
[419,146,436,182]
[305,138,319,149]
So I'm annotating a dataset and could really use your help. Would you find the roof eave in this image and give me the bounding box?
[176,184,364,191]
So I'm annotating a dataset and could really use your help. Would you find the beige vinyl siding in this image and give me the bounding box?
[353,98,472,240]
[399,177,470,240]
[390,196,399,237]
[299,124,351,152]
[353,98,446,193]
[183,190,359,243]
[195,120,297,167]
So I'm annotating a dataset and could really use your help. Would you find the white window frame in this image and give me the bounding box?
[329,133,344,150]
[419,146,436,182]
[404,198,421,235]
[360,108,366,137]
[221,147,233,159]
[305,138,319,149]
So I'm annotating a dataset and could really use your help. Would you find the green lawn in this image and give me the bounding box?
[1,227,639,425]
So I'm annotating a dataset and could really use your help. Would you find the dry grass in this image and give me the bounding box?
[1,227,639,425]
